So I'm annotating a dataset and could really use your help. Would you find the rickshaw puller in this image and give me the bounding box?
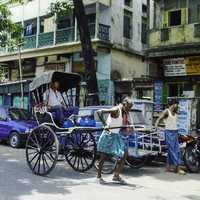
[96,97,134,184]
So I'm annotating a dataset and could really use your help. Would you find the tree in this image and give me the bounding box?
[0,0,23,48]
[50,0,99,105]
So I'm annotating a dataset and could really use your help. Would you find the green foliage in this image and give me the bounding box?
[0,0,23,48]
[49,1,73,18]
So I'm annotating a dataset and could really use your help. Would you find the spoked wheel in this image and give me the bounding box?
[65,129,97,172]
[184,144,200,173]
[26,125,59,176]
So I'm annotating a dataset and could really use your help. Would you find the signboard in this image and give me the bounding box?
[153,81,163,111]
[164,56,200,76]
[185,56,200,75]
[177,99,191,135]
[163,58,186,77]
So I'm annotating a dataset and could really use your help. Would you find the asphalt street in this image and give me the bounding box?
[0,144,199,200]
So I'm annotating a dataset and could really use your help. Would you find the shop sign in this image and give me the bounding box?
[163,58,186,77]
[185,56,200,75]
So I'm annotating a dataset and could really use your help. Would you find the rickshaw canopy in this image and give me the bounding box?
[29,71,81,92]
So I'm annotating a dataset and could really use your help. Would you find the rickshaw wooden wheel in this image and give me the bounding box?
[65,129,97,172]
[26,125,59,176]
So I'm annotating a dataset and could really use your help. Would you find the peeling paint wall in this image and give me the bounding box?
[150,0,200,48]
[111,49,146,80]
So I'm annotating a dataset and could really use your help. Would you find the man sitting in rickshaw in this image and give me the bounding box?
[43,80,66,127]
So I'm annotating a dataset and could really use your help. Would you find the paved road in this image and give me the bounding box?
[0,145,200,200]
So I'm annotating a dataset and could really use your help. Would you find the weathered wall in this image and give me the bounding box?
[111,0,150,52]
[111,49,146,80]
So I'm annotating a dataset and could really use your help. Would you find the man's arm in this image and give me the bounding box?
[155,109,168,128]
[96,107,119,127]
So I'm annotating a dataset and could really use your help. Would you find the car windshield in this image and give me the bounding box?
[9,108,34,121]
[130,110,147,125]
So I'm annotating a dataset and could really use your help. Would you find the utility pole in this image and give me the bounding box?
[18,44,24,108]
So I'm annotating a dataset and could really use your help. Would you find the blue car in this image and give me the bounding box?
[0,107,37,148]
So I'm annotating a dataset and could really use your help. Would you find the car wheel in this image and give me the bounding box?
[9,132,21,148]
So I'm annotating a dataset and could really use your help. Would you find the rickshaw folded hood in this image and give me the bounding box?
[29,71,81,92]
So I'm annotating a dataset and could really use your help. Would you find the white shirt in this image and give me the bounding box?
[165,109,177,130]
[43,88,63,107]
[106,106,123,134]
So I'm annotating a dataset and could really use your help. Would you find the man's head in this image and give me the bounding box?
[122,97,133,112]
[168,99,179,113]
[51,81,60,90]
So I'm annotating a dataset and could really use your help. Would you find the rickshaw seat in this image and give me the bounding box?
[35,111,55,125]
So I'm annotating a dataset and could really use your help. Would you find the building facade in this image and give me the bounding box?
[0,0,151,108]
[148,0,200,110]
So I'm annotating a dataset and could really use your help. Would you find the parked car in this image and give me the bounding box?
[0,107,37,148]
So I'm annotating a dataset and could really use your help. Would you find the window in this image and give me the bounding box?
[123,10,132,39]
[24,19,37,36]
[169,10,181,26]
[0,108,8,121]
[57,16,72,30]
[0,65,9,82]
[124,0,132,7]
[40,16,54,33]
[141,17,147,44]
[142,4,147,13]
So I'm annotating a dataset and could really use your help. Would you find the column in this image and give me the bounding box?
[36,0,40,48]
[74,17,78,41]
[95,2,100,39]
[53,13,57,45]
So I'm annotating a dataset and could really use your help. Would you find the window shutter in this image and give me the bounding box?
[181,8,188,25]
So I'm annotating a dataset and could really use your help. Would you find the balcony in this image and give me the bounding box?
[38,32,54,47]
[149,23,200,48]
[23,35,36,49]
[0,23,110,55]
[56,27,75,44]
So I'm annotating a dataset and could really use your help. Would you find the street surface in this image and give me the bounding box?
[0,144,199,200]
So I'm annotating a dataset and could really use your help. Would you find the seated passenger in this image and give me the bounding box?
[43,80,66,127]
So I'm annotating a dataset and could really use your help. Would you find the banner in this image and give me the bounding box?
[177,99,191,135]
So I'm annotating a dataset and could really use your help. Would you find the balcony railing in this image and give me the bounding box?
[23,35,36,49]
[56,27,75,44]
[0,23,110,54]
[149,23,200,48]
[38,32,54,47]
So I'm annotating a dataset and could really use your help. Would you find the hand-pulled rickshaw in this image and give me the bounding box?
[25,71,98,176]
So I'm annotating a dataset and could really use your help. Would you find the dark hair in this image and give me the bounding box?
[168,99,179,106]
[122,96,133,107]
